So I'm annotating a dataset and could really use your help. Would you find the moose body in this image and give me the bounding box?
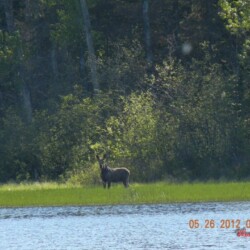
[96,155,130,188]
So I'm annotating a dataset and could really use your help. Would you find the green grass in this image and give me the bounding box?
[0,181,250,207]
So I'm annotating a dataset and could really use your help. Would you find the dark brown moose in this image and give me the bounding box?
[96,154,130,188]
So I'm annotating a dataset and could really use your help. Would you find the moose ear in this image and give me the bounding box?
[96,155,100,160]
[103,153,108,159]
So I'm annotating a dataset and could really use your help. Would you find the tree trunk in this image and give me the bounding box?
[3,0,14,32]
[51,42,59,82]
[21,83,32,123]
[25,0,32,22]
[79,0,99,93]
[142,0,153,66]
[20,0,33,123]
[4,0,33,124]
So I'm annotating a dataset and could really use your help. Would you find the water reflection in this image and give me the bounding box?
[0,202,250,249]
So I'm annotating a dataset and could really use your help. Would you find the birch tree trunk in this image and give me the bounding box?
[79,0,99,93]
[142,0,153,66]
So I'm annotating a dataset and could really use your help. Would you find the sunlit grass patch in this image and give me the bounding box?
[0,181,250,207]
[0,182,77,191]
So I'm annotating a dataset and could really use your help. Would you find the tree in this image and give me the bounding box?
[2,0,33,123]
[79,0,99,93]
[3,0,14,32]
[0,0,250,183]
[142,0,153,66]
[219,0,250,175]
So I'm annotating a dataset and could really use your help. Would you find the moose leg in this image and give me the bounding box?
[103,182,107,188]
[125,177,129,188]
[123,180,127,188]
[107,182,111,189]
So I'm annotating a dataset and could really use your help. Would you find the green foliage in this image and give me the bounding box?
[103,92,162,180]
[219,0,250,34]
[0,31,21,91]
[146,51,247,180]
[67,163,100,186]
[219,0,250,68]
[0,109,39,182]
[98,40,146,91]
[38,93,96,179]
[50,0,83,46]
[0,0,249,183]
[36,88,118,181]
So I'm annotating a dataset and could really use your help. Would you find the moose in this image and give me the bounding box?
[96,154,130,188]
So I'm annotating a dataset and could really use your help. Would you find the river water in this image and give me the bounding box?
[0,202,250,249]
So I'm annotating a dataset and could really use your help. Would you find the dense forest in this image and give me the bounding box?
[0,0,249,184]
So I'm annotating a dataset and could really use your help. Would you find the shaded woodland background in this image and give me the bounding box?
[0,0,249,183]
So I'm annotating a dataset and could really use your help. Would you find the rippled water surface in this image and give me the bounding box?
[1,202,250,249]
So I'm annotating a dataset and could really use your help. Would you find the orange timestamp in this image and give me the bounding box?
[188,219,250,229]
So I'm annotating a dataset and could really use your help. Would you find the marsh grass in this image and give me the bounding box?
[0,181,250,207]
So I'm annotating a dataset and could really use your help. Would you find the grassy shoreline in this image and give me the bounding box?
[0,181,250,208]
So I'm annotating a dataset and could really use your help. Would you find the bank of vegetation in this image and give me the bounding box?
[0,182,250,207]
[0,1,249,184]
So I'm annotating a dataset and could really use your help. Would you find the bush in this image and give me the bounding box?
[67,163,100,186]
[101,92,165,181]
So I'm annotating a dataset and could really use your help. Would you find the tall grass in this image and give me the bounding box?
[0,182,250,207]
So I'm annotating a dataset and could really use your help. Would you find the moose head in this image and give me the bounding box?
[96,154,108,169]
